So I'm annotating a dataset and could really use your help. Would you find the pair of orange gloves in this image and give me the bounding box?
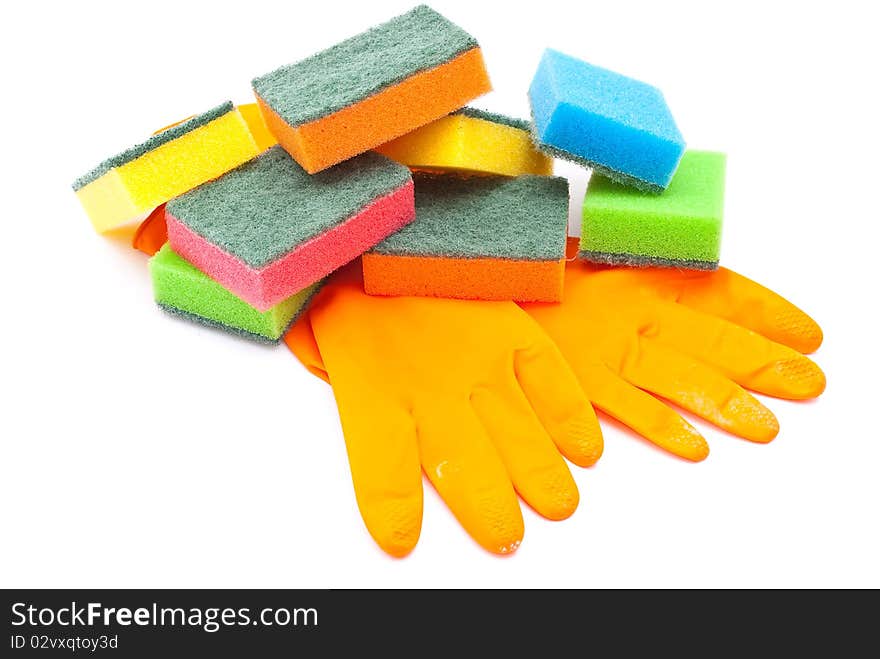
[285,239,825,556]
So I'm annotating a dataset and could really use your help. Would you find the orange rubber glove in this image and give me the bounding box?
[131,204,167,256]
[518,239,825,461]
[285,261,603,557]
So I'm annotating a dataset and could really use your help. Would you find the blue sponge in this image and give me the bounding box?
[528,49,685,192]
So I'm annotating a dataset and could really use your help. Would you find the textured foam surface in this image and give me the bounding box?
[166,146,414,311]
[375,107,552,177]
[150,244,320,343]
[529,49,685,192]
[364,174,568,301]
[252,5,491,173]
[73,103,260,233]
[363,253,565,302]
[73,103,234,190]
[580,150,726,269]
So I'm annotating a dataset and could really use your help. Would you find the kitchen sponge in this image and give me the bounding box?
[72,102,260,233]
[166,146,414,311]
[529,49,685,192]
[375,107,552,176]
[150,244,319,343]
[252,4,491,174]
[363,173,569,302]
[580,150,726,269]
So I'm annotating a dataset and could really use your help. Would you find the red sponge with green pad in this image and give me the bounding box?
[150,244,320,343]
[581,150,727,270]
[363,173,569,302]
[165,145,414,312]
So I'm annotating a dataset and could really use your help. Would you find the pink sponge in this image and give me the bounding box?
[165,146,414,311]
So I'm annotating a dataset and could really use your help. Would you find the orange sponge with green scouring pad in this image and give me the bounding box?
[251,5,491,174]
[363,173,569,302]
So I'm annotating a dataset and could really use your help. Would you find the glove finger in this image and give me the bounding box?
[332,388,423,558]
[618,336,779,443]
[470,380,579,521]
[418,404,525,555]
[659,267,823,354]
[583,362,710,462]
[647,301,826,400]
[513,337,603,467]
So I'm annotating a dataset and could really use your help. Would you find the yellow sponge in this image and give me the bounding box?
[375,108,552,177]
[154,103,277,152]
[72,102,260,233]
[237,103,278,152]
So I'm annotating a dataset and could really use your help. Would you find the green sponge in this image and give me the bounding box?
[580,150,726,270]
[149,244,319,343]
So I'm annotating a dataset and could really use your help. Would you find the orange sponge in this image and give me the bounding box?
[363,174,569,302]
[251,5,491,173]
[363,253,565,302]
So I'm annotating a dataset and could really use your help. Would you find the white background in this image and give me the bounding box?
[2,0,878,588]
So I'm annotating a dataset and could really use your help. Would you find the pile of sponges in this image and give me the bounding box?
[73,4,726,345]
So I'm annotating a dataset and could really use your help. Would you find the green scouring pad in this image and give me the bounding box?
[149,244,320,343]
[580,150,727,270]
